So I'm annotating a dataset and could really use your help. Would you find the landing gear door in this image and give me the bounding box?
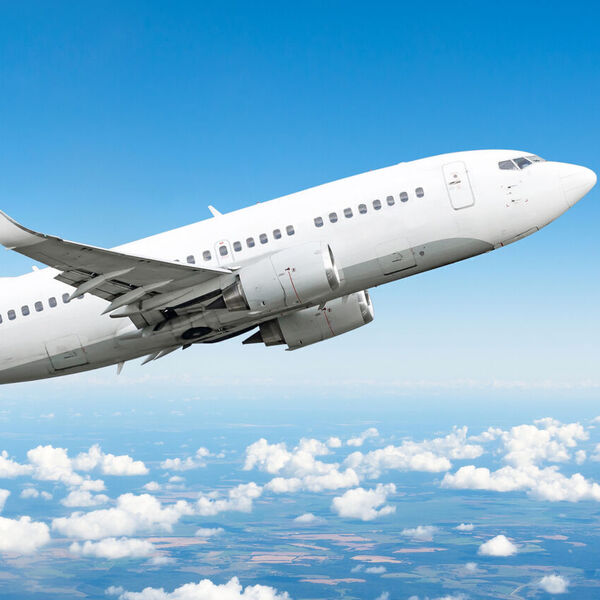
[443,161,475,210]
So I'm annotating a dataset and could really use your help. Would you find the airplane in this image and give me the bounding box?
[0,150,595,384]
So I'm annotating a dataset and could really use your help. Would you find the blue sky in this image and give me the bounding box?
[0,1,598,398]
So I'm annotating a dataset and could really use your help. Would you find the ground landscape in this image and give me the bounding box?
[0,394,598,599]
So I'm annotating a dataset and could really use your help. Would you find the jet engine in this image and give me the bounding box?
[244,290,374,350]
[216,242,340,313]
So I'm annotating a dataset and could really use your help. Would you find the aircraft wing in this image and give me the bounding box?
[0,210,231,311]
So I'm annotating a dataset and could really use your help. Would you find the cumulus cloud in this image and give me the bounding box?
[61,490,110,507]
[52,493,193,540]
[293,513,324,524]
[365,566,386,574]
[197,483,262,516]
[326,437,342,448]
[105,577,290,599]
[70,537,155,559]
[160,447,211,472]
[347,427,379,447]
[27,445,83,486]
[344,426,482,479]
[538,574,569,594]
[442,464,600,502]
[0,450,32,478]
[331,484,396,521]
[478,535,517,557]
[0,516,50,554]
[143,482,161,492]
[195,527,224,538]
[455,523,474,531]
[245,437,359,493]
[401,525,437,542]
[73,445,148,476]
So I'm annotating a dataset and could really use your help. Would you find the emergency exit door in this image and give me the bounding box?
[443,161,475,210]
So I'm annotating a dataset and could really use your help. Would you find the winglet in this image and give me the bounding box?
[208,205,222,217]
[0,210,45,250]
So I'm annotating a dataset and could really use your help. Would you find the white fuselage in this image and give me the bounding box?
[0,149,595,384]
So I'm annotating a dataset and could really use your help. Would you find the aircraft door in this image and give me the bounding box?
[45,335,89,371]
[443,161,475,209]
[214,240,233,266]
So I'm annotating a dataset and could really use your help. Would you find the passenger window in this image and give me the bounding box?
[21,305,30,316]
[35,301,43,312]
[203,250,212,261]
[62,293,70,304]
[233,241,242,252]
[386,195,395,206]
[498,160,517,170]
[286,225,295,236]
[415,187,424,198]
[8,310,15,321]
[344,207,353,218]
[273,229,282,239]
[247,237,255,248]
[358,204,367,214]
[314,217,323,228]
[0,314,2,324]
[186,255,195,264]
[49,297,57,308]
[514,156,532,169]
[259,233,268,244]
[373,199,381,210]
[219,245,228,256]
[329,212,338,223]
[400,191,408,203]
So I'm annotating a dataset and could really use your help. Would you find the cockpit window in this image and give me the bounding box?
[526,154,545,162]
[514,156,532,169]
[499,160,517,170]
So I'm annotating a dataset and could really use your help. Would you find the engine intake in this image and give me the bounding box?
[219,242,340,313]
[244,290,374,350]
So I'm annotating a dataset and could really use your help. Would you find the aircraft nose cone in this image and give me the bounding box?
[556,163,597,207]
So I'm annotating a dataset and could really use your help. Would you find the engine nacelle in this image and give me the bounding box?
[221,242,340,312]
[245,290,374,350]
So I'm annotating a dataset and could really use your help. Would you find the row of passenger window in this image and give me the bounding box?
[0,293,82,324]
[314,187,425,227]
[185,224,296,264]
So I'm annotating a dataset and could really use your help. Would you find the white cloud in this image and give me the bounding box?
[246,437,358,493]
[148,555,175,566]
[197,483,262,516]
[293,513,324,524]
[143,482,161,492]
[27,445,83,486]
[442,464,600,502]
[401,525,437,542]
[195,527,224,538]
[347,427,379,447]
[344,426,482,479]
[161,448,211,471]
[455,523,474,531]
[538,574,569,594]
[575,450,586,464]
[478,535,518,557]
[61,490,110,507]
[327,437,342,448]
[105,577,290,599]
[70,537,155,559]
[41,491,53,500]
[331,484,396,521]
[0,450,32,478]
[0,516,50,554]
[365,566,386,574]
[374,593,389,600]
[52,493,193,540]
[0,489,9,511]
[20,488,39,499]
[73,445,148,476]
[463,562,479,573]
